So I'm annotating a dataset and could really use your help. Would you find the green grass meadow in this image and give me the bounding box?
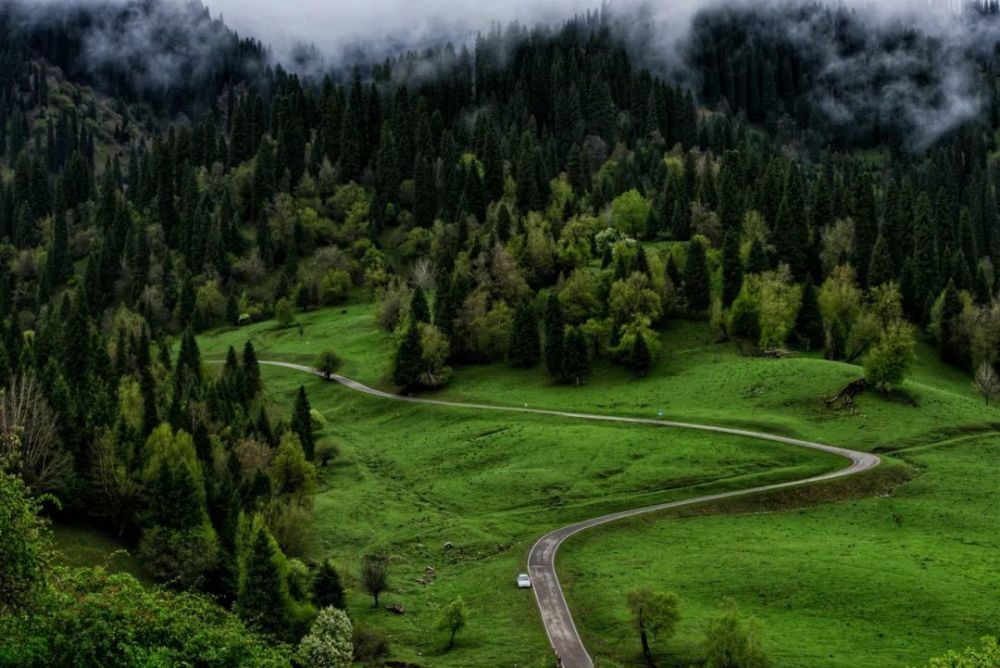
[256,366,842,666]
[62,302,1000,666]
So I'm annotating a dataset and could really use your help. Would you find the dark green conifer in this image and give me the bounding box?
[410,286,430,324]
[543,293,565,379]
[684,238,711,314]
[721,227,743,307]
[867,234,895,288]
[291,386,315,461]
[508,302,540,368]
[313,560,346,610]
[393,323,423,391]
[794,276,824,350]
[631,332,652,377]
[561,327,589,386]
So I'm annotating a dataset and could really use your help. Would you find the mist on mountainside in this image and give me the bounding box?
[7,0,1000,149]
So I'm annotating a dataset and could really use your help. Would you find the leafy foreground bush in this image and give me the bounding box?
[0,566,291,667]
[924,636,1000,668]
[1,464,289,667]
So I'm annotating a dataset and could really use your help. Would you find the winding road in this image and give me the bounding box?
[257,360,881,668]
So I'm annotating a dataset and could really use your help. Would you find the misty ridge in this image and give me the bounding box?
[8,0,1000,149]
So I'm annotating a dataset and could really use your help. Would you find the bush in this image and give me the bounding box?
[0,567,291,667]
[297,606,353,668]
[702,600,770,668]
[275,298,295,327]
[321,270,352,305]
[353,626,391,664]
[138,525,219,589]
[0,467,49,613]
[314,350,342,379]
[315,442,340,467]
[863,320,916,390]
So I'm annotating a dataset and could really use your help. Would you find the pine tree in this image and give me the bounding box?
[48,208,70,284]
[413,154,437,227]
[745,238,769,274]
[243,341,261,398]
[140,366,159,435]
[482,126,504,204]
[911,193,939,320]
[939,280,964,367]
[721,227,743,307]
[176,328,202,385]
[825,319,846,361]
[867,234,895,288]
[974,263,993,305]
[543,293,565,379]
[631,332,652,377]
[313,560,346,610]
[773,190,808,279]
[853,178,878,286]
[561,327,589,386]
[684,238,711,314]
[291,385,315,461]
[794,276,824,350]
[410,286,430,324]
[947,249,972,292]
[238,516,290,637]
[508,302,540,367]
[393,323,423,391]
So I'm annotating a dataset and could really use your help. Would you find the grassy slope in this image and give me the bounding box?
[562,435,1000,667]
[50,522,150,583]
[193,303,999,665]
[256,367,840,666]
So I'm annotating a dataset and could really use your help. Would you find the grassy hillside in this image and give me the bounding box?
[562,434,1000,667]
[189,303,999,666]
[201,303,999,450]
[251,366,841,666]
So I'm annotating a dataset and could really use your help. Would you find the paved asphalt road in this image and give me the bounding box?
[257,360,881,668]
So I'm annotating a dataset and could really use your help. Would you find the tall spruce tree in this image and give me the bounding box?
[938,280,964,367]
[721,227,743,307]
[393,322,423,391]
[243,341,261,398]
[911,193,939,320]
[631,332,652,377]
[794,276,824,350]
[543,293,565,380]
[684,238,711,314]
[508,302,540,367]
[291,386,315,461]
[238,516,291,637]
[867,234,895,288]
[561,327,590,386]
[410,286,430,324]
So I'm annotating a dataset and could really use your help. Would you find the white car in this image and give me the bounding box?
[517,573,532,589]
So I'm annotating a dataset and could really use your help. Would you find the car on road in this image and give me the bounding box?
[517,573,532,589]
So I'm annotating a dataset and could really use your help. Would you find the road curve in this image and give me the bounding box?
[255,360,880,668]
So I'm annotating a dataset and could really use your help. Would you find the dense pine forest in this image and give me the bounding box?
[3,0,1000,665]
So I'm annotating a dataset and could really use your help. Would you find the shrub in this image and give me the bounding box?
[297,606,353,668]
[353,626,391,664]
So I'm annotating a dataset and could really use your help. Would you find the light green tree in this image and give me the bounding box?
[297,606,354,668]
[863,320,916,390]
[924,636,1000,668]
[610,189,652,238]
[703,599,770,668]
[438,596,468,651]
[627,587,681,667]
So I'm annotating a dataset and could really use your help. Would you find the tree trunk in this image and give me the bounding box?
[640,628,655,667]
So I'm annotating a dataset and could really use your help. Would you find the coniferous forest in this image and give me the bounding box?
[3,1,1000,666]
